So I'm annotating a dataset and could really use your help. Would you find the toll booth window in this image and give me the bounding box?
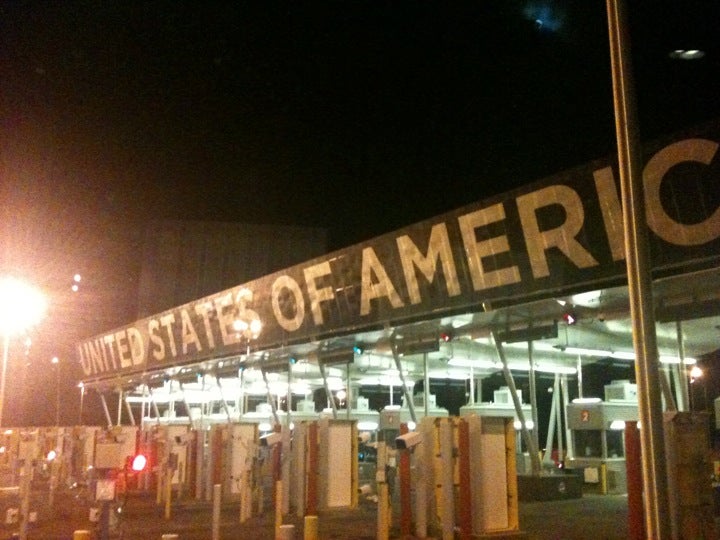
[606,430,624,458]
[574,430,602,458]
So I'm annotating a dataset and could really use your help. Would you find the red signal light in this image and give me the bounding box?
[563,312,577,325]
[131,454,147,472]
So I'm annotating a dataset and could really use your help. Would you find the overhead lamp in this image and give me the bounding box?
[447,358,498,369]
[669,49,705,60]
[572,397,602,404]
[560,346,695,364]
[562,311,578,326]
[513,420,535,430]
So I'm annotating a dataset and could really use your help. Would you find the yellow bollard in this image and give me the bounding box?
[73,531,91,540]
[303,515,318,540]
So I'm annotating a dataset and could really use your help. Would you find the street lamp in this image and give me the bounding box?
[0,277,46,428]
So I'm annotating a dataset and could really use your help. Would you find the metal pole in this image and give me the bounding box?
[674,321,690,411]
[491,332,541,474]
[78,384,85,425]
[261,368,281,425]
[606,2,670,536]
[100,394,113,429]
[391,344,417,424]
[423,352,430,417]
[318,362,337,419]
[0,333,9,428]
[527,340,540,460]
[55,361,60,426]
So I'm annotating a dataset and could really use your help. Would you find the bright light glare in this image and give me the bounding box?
[669,49,705,60]
[0,278,46,335]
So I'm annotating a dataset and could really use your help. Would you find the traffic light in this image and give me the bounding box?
[130,454,147,472]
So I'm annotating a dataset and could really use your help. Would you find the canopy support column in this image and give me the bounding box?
[215,376,232,423]
[261,366,281,426]
[318,362,337,420]
[491,331,541,475]
[391,344,416,425]
[100,394,112,429]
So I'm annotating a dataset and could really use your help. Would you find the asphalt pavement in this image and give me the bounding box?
[0,489,637,540]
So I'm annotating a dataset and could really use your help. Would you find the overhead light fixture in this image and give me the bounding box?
[560,346,695,365]
[572,397,602,404]
[669,49,705,60]
[447,358,498,369]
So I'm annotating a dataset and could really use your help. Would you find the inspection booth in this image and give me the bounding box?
[565,380,639,493]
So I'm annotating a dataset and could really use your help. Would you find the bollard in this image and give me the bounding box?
[600,461,608,495]
[303,515,318,540]
[212,483,221,540]
[277,524,295,540]
[73,531,91,540]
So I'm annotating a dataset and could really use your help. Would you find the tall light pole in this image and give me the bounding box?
[51,356,60,426]
[606,2,670,537]
[0,277,46,428]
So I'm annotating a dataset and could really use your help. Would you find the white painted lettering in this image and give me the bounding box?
[148,319,165,361]
[517,185,599,278]
[272,275,305,332]
[458,203,520,290]
[180,309,202,354]
[127,327,145,367]
[115,330,132,368]
[360,247,404,316]
[194,301,216,349]
[304,262,335,325]
[593,166,625,261]
[644,139,720,246]
[397,223,460,304]
[159,313,178,357]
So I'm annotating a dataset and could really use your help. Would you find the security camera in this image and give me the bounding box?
[395,431,422,450]
[260,432,282,447]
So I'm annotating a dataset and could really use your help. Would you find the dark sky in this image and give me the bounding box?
[1,1,719,424]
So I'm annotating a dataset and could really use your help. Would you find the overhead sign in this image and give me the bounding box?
[77,124,720,381]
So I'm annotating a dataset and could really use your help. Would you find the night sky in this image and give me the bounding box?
[1,1,719,425]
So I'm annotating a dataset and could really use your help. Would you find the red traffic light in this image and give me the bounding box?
[131,454,147,472]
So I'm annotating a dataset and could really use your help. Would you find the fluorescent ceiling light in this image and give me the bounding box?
[447,358,498,369]
[572,397,602,404]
